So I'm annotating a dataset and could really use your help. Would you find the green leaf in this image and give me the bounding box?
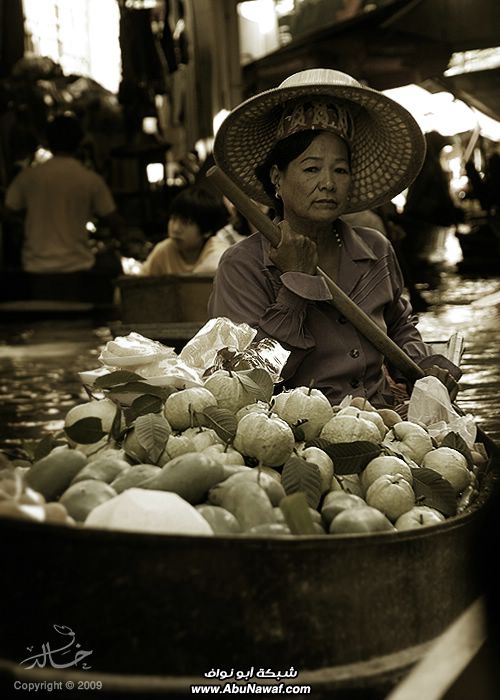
[292,421,307,442]
[130,394,163,419]
[306,440,382,475]
[215,347,240,370]
[64,417,107,444]
[106,382,175,408]
[281,456,322,509]
[33,435,65,461]
[411,467,457,517]
[107,382,172,399]
[103,390,138,407]
[196,406,237,443]
[94,370,143,388]
[110,403,123,441]
[305,437,334,452]
[440,431,474,469]
[280,493,317,535]
[134,413,171,463]
[238,368,274,402]
[237,374,261,392]
[14,440,36,463]
[82,384,95,400]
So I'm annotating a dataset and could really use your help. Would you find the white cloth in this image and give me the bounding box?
[140,236,231,276]
[5,156,116,273]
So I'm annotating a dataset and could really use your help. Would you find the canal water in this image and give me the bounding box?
[1,268,499,458]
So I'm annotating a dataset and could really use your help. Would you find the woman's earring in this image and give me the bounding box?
[274,185,281,199]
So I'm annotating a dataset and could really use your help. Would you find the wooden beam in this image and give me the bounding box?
[385,597,487,700]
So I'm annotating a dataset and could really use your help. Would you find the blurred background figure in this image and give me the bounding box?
[140,185,230,276]
[214,195,254,246]
[456,147,500,274]
[400,130,464,268]
[465,150,500,241]
[4,113,128,301]
[465,151,500,216]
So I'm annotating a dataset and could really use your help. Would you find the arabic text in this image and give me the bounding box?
[203,666,299,681]
[20,625,93,671]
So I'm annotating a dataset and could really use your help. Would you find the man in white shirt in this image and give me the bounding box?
[5,114,123,275]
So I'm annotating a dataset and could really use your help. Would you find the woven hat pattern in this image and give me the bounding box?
[214,74,425,214]
[276,99,355,143]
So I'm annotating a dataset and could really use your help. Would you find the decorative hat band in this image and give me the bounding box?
[276,98,355,144]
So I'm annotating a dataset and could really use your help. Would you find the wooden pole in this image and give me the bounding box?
[385,597,487,700]
[206,165,425,385]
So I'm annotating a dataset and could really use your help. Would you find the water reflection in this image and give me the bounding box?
[417,271,500,444]
[0,272,499,458]
[0,321,111,457]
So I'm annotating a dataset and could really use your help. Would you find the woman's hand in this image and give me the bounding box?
[423,365,460,402]
[269,220,318,275]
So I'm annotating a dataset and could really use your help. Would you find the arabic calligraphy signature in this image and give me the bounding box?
[203,664,299,682]
[20,625,93,670]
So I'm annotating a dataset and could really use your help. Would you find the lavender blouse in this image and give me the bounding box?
[208,219,459,405]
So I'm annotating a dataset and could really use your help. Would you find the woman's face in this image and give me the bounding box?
[271,131,352,229]
[168,216,206,257]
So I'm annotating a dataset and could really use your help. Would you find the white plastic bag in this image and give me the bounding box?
[408,376,477,448]
[136,357,203,388]
[179,317,257,372]
[99,332,176,369]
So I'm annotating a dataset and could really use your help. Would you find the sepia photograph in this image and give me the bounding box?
[1,1,499,698]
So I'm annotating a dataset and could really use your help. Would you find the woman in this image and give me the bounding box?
[141,186,230,276]
[208,68,460,405]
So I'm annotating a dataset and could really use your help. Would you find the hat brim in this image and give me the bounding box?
[214,81,426,214]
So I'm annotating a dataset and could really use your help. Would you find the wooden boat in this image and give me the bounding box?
[456,223,500,276]
[1,246,497,694]
[471,288,500,309]
[116,274,214,325]
[0,267,118,321]
[111,273,213,347]
[0,431,498,697]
